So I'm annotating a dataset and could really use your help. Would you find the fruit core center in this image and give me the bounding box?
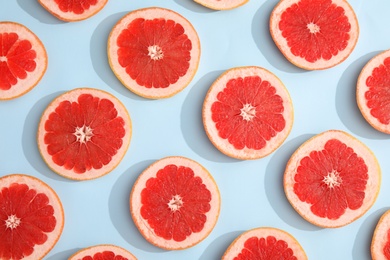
[5,214,21,229]
[323,171,342,188]
[240,103,256,121]
[307,22,320,34]
[168,194,183,211]
[148,45,164,61]
[0,56,6,62]
[74,125,93,143]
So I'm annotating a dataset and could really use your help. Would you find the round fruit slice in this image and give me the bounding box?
[222,227,307,259]
[108,7,201,99]
[0,174,64,260]
[0,22,47,100]
[371,210,390,260]
[202,66,293,160]
[194,0,249,10]
[284,130,381,228]
[69,244,137,260]
[38,0,108,22]
[130,156,220,250]
[37,88,132,181]
[357,49,390,134]
[270,0,359,70]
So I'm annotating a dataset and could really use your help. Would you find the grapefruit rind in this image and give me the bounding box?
[371,210,390,260]
[269,0,359,70]
[107,7,201,99]
[284,130,381,228]
[37,88,132,181]
[0,174,64,260]
[0,22,47,100]
[357,49,390,134]
[68,244,137,260]
[130,156,221,250]
[202,66,294,160]
[38,0,108,22]
[222,227,307,259]
[194,0,249,10]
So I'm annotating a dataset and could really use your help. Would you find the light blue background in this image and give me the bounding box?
[1,1,390,259]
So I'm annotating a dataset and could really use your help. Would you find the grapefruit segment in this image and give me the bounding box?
[222,227,307,259]
[130,156,220,250]
[37,88,132,180]
[194,0,249,10]
[69,244,137,260]
[108,7,200,99]
[202,66,293,159]
[270,0,359,70]
[371,210,390,260]
[284,130,381,228]
[0,22,47,100]
[0,174,64,260]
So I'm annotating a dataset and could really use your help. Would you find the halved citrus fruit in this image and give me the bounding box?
[371,210,390,260]
[38,0,108,22]
[0,22,47,100]
[357,49,390,134]
[69,244,137,260]
[0,174,64,260]
[202,66,293,160]
[194,0,249,10]
[222,227,307,259]
[130,156,220,250]
[107,7,201,99]
[269,0,359,70]
[37,88,132,181]
[284,130,381,228]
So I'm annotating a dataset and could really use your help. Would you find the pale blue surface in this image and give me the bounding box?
[1,1,390,259]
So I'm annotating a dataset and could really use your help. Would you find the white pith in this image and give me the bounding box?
[148,45,164,60]
[5,214,21,229]
[69,244,137,260]
[323,171,342,188]
[371,210,390,259]
[74,125,93,144]
[168,194,183,211]
[307,22,320,34]
[0,56,6,62]
[240,103,256,121]
[194,0,248,10]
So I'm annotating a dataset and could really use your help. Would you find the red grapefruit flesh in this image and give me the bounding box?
[270,0,359,70]
[37,88,132,181]
[194,0,249,10]
[0,22,47,100]
[222,227,307,260]
[202,66,293,160]
[357,49,390,134]
[0,174,64,260]
[130,156,220,250]
[69,244,137,260]
[284,130,381,228]
[372,210,390,260]
[38,0,108,22]
[107,7,201,99]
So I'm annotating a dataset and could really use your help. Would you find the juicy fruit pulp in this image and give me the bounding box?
[371,210,390,260]
[54,0,100,15]
[69,244,137,260]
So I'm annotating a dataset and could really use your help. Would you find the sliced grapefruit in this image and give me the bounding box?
[107,7,201,99]
[38,0,108,22]
[269,0,359,70]
[37,88,132,181]
[222,227,307,259]
[284,130,381,228]
[130,156,220,250]
[202,66,293,160]
[371,210,390,260]
[0,22,47,100]
[69,244,137,260]
[357,49,390,134]
[194,0,249,10]
[0,174,64,260]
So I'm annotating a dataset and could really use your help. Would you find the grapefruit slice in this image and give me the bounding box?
[284,130,381,228]
[371,210,390,260]
[269,0,359,70]
[37,88,132,181]
[357,49,390,134]
[107,7,201,99]
[69,244,137,260]
[38,0,108,22]
[0,22,47,100]
[194,0,249,10]
[222,227,307,259]
[202,66,293,160]
[0,174,64,260]
[130,156,220,250]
